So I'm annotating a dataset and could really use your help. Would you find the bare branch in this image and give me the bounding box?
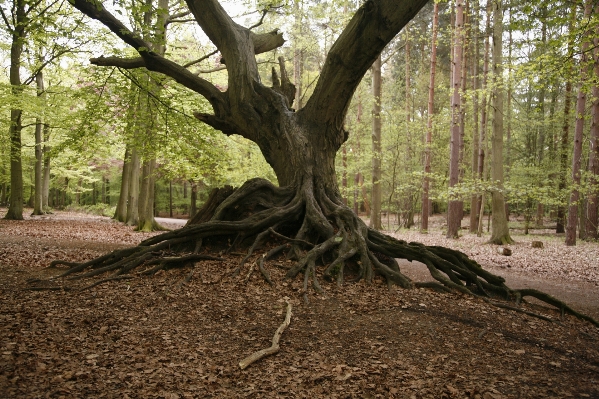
[182,49,219,69]
[165,10,191,25]
[166,18,195,25]
[0,7,13,32]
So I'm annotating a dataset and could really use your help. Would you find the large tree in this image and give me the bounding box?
[49,0,597,326]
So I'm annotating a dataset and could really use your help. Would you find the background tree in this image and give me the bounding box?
[488,0,512,244]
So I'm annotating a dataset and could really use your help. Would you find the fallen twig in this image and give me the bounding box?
[239,300,292,370]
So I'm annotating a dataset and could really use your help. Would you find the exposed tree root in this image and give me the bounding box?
[28,178,599,328]
[238,300,292,370]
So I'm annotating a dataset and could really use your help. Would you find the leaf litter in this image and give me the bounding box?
[0,210,598,398]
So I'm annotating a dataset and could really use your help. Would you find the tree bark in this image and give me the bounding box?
[32,71,45,216]
[447,0,465,238]
[4,0,26,220]
[477,2,491,235]
[585,9,599,240]
[369,55,382,230]
[422,0,440,233]
[565,0,593,246]
[126,147,141,226]
[42,123,51,212]
[114,145,131,222]
[488,0,512,245]
[469,0,480,233]
[557,6,576,234]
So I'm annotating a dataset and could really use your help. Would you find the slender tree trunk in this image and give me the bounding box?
[535,8,548,227]
[190,180,198,217]
[293,0,303,110]
[114,145,131,222]
[447,0,465,238]
[557,8,576,234]
[477,3,491,231]
[469,0,480,233]
[422,0,440,233]
[4,1,26,220]
[489,0,512,245]
[138,159,161,231]
[457,0,469,224]
[402,25,414,229]
[504,5,513,221]
[32,71,45,215]
[585,13,599,240]
[126,147,141,225]
[169,180,174,218]
[41,122,51,211]
[369,55,382,230]
[565,0,592,246]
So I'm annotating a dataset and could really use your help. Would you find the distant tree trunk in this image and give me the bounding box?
[457,0,469,224]
[138,159,163,231]
[504,5,513,221]
[370,55,382,230]
[190,180,198,217]
[489,0,512,245]
[557,6,576,234]
[565,0,592,246]
[32,71,45,216]
[293,0,303,110]
[114,145,131,222]
[101,176,106,205]
[126,147,141,226]
[169,180,174,218]
[477,2,491,231]
[422,0,439,233]
[447,0,465,238]
[402,25,415,229]
[585,14,599,240]
[4,0,26,220]
[469,0,480,233]
[42,123,51,212]
[535,8,548,227]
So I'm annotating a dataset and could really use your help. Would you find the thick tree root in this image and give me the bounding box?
[28,178,599,328]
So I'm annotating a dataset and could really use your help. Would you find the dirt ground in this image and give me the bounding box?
[1,210,598,398]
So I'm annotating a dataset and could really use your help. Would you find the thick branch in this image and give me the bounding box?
[303,0,428,130]
[69,0,224,110]
[91,56,145,69]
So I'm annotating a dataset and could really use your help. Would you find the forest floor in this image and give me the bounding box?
[0,209,598,399]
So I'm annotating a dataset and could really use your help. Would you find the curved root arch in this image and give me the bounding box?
[31,178,599,328]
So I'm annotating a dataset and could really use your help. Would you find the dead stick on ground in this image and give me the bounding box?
[239,300,292,370]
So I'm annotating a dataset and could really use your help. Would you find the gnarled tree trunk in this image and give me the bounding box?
[45,0,598,328]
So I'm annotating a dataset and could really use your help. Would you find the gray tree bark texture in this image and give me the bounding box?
[447,0,465,238]
[565,0,593,246]
[585,10,599,240]
[369,55,382,230]
[4,0,26,221]
[489,0,512,245]
[33,71,45,216]
[421,0,439,233]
